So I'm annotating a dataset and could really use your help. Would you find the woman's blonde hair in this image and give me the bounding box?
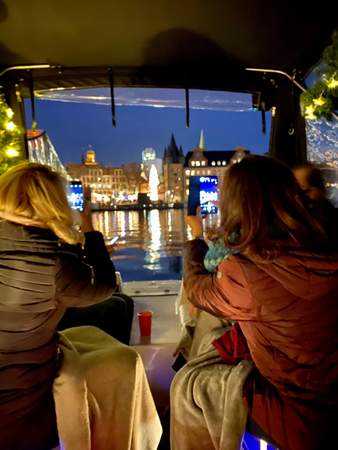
[0,162,81,244]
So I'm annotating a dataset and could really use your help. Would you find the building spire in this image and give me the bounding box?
[199,129,205,150]
[170,133,177,148]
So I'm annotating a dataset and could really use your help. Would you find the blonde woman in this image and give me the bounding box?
[0,163,161,450]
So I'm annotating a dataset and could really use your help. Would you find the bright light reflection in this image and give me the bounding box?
[118,211,126,238]
[149,164,159,201]
[167,210,172,232]
[129,211,139,236]
[260,440,268,450]
[103,210,110,236]
[91,213,99,230]
[97,213,104,233]
[146,209,161,268]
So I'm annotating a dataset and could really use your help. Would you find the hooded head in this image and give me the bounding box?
[292,163,326,202]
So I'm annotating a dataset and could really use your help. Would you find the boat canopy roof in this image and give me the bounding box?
[0,1,336,95]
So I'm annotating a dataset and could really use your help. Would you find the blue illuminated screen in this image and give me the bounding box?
[199,176,218,214]
[67,181,84,211]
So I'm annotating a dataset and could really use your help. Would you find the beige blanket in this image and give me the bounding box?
[171,336,253,450]
[53,326,162,450]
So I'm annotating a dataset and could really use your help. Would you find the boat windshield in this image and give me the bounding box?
[24,86,337,281]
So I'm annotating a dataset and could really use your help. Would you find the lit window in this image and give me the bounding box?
[191,170,195,175]
[186,189,189,195]
[196,161,200,167]
[222,161,226,166]
[191,161,196,167]
[211,161,216,166]
[207,170,211,175]
[196,170,200,175]
[217,161,221,166]
[201,161,206,166]
[186,179,189,185]
[186,169,190,175]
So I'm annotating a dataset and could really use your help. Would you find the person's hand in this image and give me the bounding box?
[185,208,204,239]
[80,203,94,233]
[106,243,117,255]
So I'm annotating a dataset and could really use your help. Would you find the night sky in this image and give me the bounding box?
[25,89,271,166]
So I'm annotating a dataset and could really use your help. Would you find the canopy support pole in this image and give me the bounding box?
[108,68,116,127]
[246,68,308,166]
[0,64,52,78]
[28,72,37,130]
[261,104,266,135]
[185,88,190,127]
[268,79,307,167]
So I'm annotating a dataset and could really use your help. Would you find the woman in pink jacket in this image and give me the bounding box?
[179,155,338,450]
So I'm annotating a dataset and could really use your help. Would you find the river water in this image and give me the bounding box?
[92,209,189,281]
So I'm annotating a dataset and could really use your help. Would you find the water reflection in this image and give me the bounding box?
[146,210,161,270]
[92,209,188,281]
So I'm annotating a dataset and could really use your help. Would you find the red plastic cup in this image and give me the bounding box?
[137,310,153,337]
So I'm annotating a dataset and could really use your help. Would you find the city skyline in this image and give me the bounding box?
[24,89,271,166]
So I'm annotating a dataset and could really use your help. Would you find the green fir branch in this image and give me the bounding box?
[0,92,25,174]
[301,31,338,121]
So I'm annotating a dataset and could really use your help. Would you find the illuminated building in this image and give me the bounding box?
[184,131,249,200]
[84,145,98,165]
[66,147,129,205]
[122,162,143,201]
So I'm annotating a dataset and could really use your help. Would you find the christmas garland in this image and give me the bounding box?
[0,92,24,174]
[301,31,338,121]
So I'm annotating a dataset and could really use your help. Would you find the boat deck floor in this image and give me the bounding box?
[123,279,277,450]
[124,279,181,415]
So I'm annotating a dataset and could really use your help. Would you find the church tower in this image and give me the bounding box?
[199,129,205,150]
[162,133,185,203]
[84,145,98,166]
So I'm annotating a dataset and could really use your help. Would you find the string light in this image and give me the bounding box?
[305,105,316,120]
[5,121,16,131]
[327,76,338,89]
[313,97,325,106]
[6,108,14,119]
[6,148,19,157]
[0,92,23,173]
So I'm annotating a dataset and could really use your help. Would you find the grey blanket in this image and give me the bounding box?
[171,341,253,450]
